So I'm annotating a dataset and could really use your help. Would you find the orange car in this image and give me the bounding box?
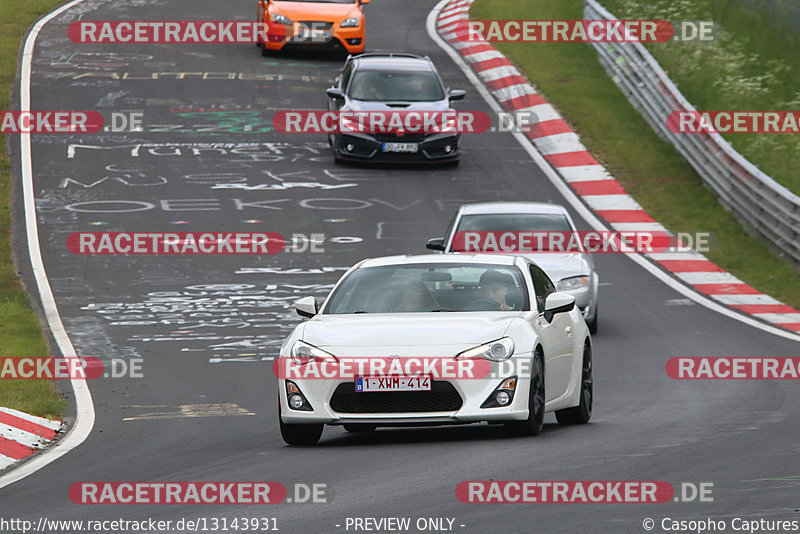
[257,0,369,55]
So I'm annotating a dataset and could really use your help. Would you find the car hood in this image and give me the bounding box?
[344,100,451,112]
[271,1,359,20]
[447,251,591,281]
[301,313,519,355]
[522,253,591,282]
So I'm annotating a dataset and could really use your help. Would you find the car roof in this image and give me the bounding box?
[357,253,520,269]
[351,54,434,72]
[459,202,570,216]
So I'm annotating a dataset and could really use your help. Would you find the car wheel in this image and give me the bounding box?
[343,423,377,433]
[587,305,598,335]
[505,349,544,436]
[555,341,592,425]
[279,402,323,445]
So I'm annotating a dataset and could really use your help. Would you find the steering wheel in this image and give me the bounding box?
[464,298,501,311]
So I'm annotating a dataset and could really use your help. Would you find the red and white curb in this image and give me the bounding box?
[436,0,800,334]
[0,407,62,470]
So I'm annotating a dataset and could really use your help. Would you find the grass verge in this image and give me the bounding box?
[604,0,800,197]
[470,0,800,310]
[1,0,68,418]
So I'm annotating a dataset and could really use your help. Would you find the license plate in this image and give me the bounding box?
[355,376,431,392]
[382,142,418,153]
[297,27,330,41]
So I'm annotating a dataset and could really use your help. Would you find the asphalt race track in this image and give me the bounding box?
[3,0,800,532]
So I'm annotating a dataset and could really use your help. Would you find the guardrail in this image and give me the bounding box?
[584,0,800,265]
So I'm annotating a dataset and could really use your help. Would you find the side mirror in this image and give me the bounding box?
[426,238,445,251]
[448,89,466,101]
[326,87,345,100]
[295,296,318,318]
[543,293,575,323]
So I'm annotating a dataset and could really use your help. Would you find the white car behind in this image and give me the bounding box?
[427,202,600,334]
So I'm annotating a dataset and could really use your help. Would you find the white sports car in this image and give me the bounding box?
[277,254,592,445]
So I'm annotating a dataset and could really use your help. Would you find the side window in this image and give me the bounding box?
[541,267,556,297]
[341,63,353,92]
[529,264,555,313]
[443,213,459,251]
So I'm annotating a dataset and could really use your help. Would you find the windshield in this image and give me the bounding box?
[456,213,572,233]
[324,263,529,314]
[451,213,573,252]
[347,70,445,101]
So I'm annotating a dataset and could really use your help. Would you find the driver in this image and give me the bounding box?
[465,270,514,311]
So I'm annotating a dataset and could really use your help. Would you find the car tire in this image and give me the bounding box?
[555,341,592,425]
[343,423,377,433]
[505,349,545,436]
[279,402,323,445]
[587,305,598,335]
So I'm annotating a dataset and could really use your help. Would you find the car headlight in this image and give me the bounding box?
[457,337,515,362]
[440,118,457,133]
[290,340,336,365]
[557,275,591,292]
[271,13,292,25]
[340,17,360,28]
[339,114,356,133]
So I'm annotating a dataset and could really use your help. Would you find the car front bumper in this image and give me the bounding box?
[279,355,531,425]
[263,23,364,54]
[332,132,460,163]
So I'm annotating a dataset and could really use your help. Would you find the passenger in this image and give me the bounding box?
[393,280,437,312]
[350,73,383,100]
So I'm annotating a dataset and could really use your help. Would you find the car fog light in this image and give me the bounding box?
[346,143,355,152]
[444,145,452,153]
[495,391,511,406]
[289,394,305,409]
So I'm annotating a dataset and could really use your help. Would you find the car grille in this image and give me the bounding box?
[299,21,334,30]
[330,381,463,413]
[374,132,427,142]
